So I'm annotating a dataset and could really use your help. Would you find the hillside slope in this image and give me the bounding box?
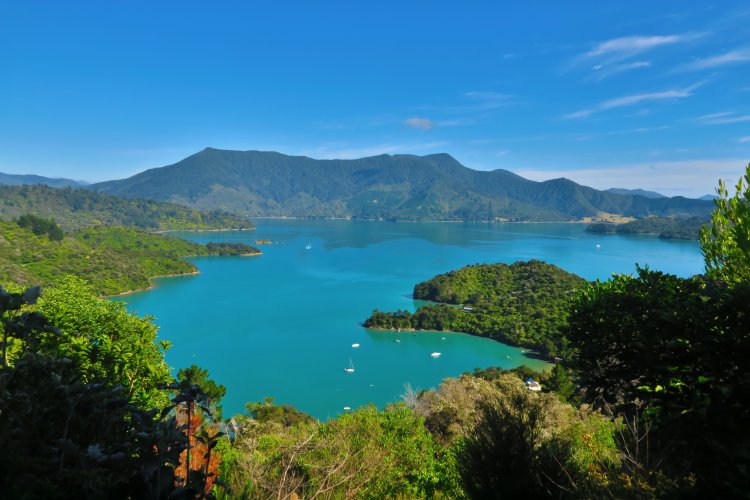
[88,148,713,221]
[0,221,260,295]
[0,184,253,231]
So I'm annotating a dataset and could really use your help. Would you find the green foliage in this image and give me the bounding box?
[365,260,586,356]
[566,268,750,495]
[0,352,185,498]
[587,215,708,240]
[224,404,464,498]
[17,213,64,240]
[0,282,189,498]
[35,275,173,410]
[0,283,52,368]
[700,163,750,284]
[245,397,316,427]
[205,242,260,256]
[178,364,228,421]
[451,374,620,498]
[89,147,714,221]
[0,184,253,231]
[0,221,260,295]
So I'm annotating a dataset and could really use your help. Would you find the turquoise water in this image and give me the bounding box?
[113,220,703,420]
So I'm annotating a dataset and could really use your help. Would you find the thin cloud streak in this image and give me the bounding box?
[679,49,750,71]
[740,136,750,143]
[583,34,690,60]
[697,111,750,124]
[565,88,694,119]
[590,60,651,81]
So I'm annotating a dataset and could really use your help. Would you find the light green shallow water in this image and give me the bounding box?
[113,220,703,420]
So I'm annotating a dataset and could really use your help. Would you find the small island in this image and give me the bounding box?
[364,260,587,358]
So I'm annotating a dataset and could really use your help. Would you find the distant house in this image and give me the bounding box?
[525,377,542,391]
[462,306,474,312]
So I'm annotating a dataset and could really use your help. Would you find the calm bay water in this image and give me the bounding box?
[113,220,703,420]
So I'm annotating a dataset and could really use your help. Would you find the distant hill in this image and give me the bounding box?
[698,194,718,201]
[88,148,714,221]
[0,171,86,188]
[605,188,666,199]
[0,184,253,231]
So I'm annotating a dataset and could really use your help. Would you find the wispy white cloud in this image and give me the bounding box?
[515,159,747,198]
[495,150,510,157]
[404,117,435,130]
[299,142,447,160]
[590,60,651,80]
[582,34,691,60]
[679,48,750,71]
[565,88,695,119]
[739,136,750,143]
[697,111,750,125]
[573,33,701,81]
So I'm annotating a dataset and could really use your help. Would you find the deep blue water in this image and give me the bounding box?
[113,220,703,420]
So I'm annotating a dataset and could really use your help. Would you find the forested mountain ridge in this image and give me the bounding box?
[0,184,253,231]
[0,171,86,188]
[88,148,713,221]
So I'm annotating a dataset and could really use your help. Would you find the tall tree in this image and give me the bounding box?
[700,163,750,284]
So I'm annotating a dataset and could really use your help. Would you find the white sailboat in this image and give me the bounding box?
[344,358,355,373]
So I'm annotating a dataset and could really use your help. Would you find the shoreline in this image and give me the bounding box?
[105,269,200,298]
[154,227,255,234]
[250,216,590,224]
[107,249,262,298]
[363,325,553,364]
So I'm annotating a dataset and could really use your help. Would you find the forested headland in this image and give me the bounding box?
[0,218,260,296]
[364,260,587,358]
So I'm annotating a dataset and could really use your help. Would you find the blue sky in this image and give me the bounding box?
[1,1,748,196]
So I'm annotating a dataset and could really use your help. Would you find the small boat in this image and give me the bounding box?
[394,339,401,343]
[505,355,511,359]
[431,352,442,358]
[595,244,601,248]
[305,243,312,250]
[351,343,360,348]
[344,358,355,373]
[343,406,351,411]
[441,337,446,340]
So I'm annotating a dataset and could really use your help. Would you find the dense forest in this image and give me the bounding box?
[1,166,748,498]
[88,147,714,221]
[586,215,709,240]
[364,260,587,357]
[0,219,260,296]
[0,184,253,231]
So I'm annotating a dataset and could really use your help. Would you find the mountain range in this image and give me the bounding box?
[86,148,713,221]
[0,172,87,188]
